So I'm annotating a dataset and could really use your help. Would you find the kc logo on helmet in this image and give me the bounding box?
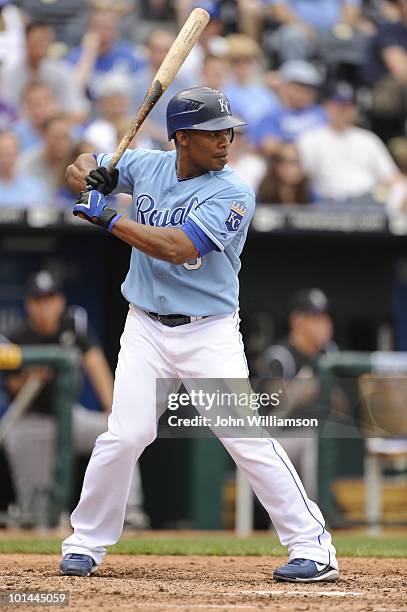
[225,201,246,232]
[218,98,230,114]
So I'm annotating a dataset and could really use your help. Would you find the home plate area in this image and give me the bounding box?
[0,555,405,611]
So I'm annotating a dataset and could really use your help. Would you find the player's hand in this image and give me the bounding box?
[73,190,122,231]
[86,166,119,195]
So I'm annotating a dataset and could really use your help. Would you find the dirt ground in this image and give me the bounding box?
[0,555,406,612]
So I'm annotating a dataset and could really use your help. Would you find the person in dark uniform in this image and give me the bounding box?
[258,288,337,500]
[3,269,147,527]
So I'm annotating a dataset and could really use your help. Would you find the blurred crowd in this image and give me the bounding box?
[0,0,407,210]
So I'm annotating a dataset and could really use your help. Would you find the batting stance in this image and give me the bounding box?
[60,87,339,583]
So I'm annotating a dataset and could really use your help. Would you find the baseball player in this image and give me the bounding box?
[60,87,339,583]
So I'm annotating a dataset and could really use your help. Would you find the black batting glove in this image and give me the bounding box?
[86,166,119,195]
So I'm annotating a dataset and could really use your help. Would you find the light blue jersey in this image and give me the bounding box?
[97,149,255,316]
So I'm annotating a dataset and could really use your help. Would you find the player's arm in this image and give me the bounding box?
[72,184,200,263]
[82,346,114,413]
[111,219,199,264]
[66,154,120,195]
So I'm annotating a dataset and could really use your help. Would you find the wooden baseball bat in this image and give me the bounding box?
[108,8,210,170]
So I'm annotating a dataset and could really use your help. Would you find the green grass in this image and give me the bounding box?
[0,533,406,557]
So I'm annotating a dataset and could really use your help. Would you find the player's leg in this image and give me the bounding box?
[175,312,338,579]
[62,307,177,568]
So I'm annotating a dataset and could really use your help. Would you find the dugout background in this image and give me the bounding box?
[1,219,407,528]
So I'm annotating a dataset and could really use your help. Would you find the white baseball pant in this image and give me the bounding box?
[62,306,338,570]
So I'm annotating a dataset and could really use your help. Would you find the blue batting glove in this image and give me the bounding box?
[73,189,122,232]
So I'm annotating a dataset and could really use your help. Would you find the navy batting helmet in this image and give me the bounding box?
[166,87,246,141]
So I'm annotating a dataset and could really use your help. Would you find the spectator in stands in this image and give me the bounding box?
[0,21,88,119]
[3,269,148,528]
[0,0,25,72]
[364,0,407,140]
[227,130,267,192]
[365,0,407,85]
[253,60,326,157]
[264,0,363,63]
[82,73,154,153]
[12,82,59,152]
[67,9,145,101]
[136,0,175,22]
[82,73,131,152]
[132,28,193,149]
[297,82,403,203]
[258,288,338,500]
[17,114,75,204]
[177,1,228,85]
[224,34,281,143]
[16,0,89,47]
[201,53,229,91]
[88,0,138,44]
[0,98,17,132]
[0,131,49,208]
[257,142,315,204]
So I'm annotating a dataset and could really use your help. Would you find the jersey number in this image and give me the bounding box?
[183,257,202,271]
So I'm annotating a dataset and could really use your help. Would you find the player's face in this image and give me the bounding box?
[183,129,234,172]
[26,294,65,335]
[303,313,333,350]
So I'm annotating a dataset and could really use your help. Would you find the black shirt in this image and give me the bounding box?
[6,313,98,416]
[258,338,336,425]
[260,339,315,381]
[365,20,407,85]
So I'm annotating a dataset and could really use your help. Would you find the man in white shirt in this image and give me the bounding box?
[297,82,403,203]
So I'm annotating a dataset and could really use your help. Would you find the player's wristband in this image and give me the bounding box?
[98,207,122,232]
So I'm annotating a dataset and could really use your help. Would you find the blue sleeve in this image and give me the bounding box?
[96,149,146,195]
[181,218,218,257]
[188,188,256,252]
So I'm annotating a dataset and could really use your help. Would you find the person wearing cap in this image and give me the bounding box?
[258,288,337,501]
[3,270,149,528]
[297,81,404,204]
[253,60,327,157]
[223,34,281,144]
[60,84,339,581]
